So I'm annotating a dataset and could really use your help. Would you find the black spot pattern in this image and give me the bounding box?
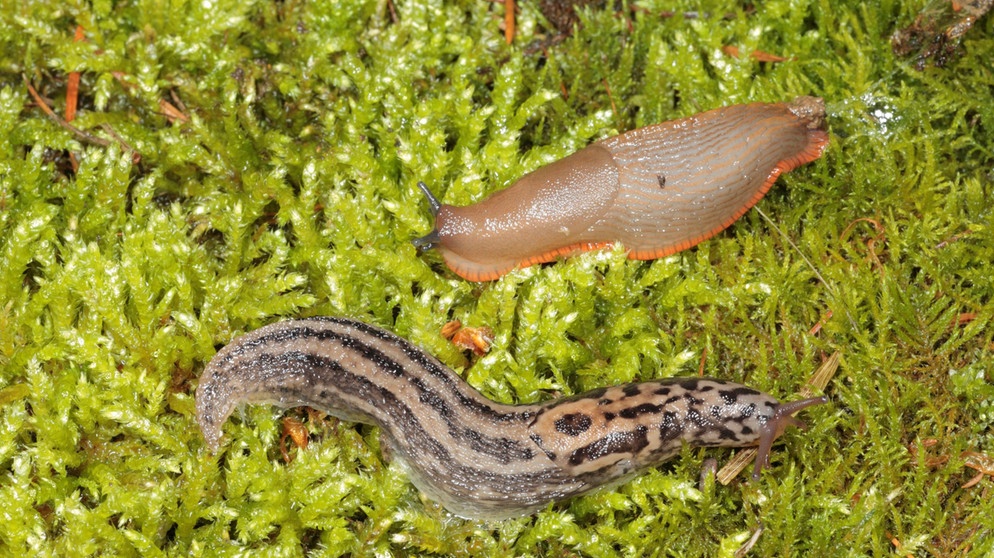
[568,425,650,466]
[618,402,663,419]
[719,386,758,406]
[717,427,740,441]
[686,408,709,428]
[658,411,681,442]
[622,384,642,398]
[683,392,704,405]
[555,413,593,436]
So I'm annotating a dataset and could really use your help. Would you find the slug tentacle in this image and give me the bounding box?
[412,182,443,250]
[196,317,828,520]
[415,96,829,281]
[411,230,440,251]
[752,395,830,479]
[416,181,441,216]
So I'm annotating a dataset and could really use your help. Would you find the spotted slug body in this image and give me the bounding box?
[414,96,829,281]
[196,317,827,520]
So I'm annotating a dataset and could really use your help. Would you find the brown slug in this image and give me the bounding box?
[414,96,829,281]
[196,317,828,520]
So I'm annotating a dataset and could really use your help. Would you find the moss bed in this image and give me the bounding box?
[1,0,993,555]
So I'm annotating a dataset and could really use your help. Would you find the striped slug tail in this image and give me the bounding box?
[195,360,239,452]
[752,395,830,479]
[194,318,369,453]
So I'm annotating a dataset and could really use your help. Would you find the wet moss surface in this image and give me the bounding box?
[1,0,993,555]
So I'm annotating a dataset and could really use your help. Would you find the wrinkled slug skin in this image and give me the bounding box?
[423,96,829,281]
[196,317,827,520]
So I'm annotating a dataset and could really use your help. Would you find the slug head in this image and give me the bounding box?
[753,395,829,479]
[410,145,621,281]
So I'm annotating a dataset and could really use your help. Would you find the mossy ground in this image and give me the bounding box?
[1,0,993,555]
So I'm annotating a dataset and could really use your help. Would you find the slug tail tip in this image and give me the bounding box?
[203,431,222,453]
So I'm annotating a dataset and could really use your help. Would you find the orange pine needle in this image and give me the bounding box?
[66,25,85,123]
[722,45,741,58]
[750,50,790,62]
[504,0,515,44]
[808,310,833,335]
[722,45,791,62]
[159,99,189,123]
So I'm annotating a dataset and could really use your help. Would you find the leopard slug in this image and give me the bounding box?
[414,96,829,281]
[195,317,828,520]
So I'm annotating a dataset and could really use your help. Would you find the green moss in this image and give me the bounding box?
[2,0,994,555]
